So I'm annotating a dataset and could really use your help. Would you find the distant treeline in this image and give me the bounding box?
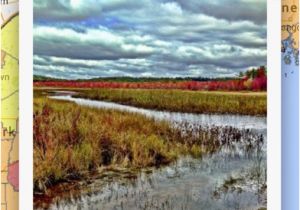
[33,75,235,82]
[34,66,266,83]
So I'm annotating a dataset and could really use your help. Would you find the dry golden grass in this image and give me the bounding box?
[34,98,201,192]
[75,88,267,116]
[34,88,265,193]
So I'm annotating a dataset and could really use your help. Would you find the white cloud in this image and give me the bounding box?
[161,2,183,15]
[33,0,267,78]
[34,25,156,59]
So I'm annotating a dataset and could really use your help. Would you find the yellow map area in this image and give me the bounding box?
[1,0,19,209]
[282,0,299,49]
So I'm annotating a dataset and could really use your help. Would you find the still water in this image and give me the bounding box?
[38,94,267,210]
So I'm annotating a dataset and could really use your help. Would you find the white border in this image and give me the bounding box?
[267,0,281,209]
[19,1,281,209]
[19,0,33,208]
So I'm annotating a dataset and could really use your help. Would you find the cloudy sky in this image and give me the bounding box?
[33,0,266,79]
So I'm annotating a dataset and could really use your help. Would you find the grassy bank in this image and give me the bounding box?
[33,98,211,192]
[34,96,261,193]
[75,89,267,116]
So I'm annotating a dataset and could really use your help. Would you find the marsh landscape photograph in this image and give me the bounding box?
[33,0,267,209]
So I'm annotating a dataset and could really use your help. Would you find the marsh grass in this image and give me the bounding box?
[34,95,263,194]
[74,89,267,116]
[34,98,193,192]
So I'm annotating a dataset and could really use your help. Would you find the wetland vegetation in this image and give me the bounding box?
[34,89,267,209]
[73,89,267,116]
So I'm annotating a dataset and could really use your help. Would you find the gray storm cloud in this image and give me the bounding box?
[33,0,266,79]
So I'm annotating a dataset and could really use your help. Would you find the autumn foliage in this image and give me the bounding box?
[34,67,267,91]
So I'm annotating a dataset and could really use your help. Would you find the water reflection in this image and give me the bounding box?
[35,93,267,210]
[50,95,266,133]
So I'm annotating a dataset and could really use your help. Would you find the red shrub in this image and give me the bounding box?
[34,77,267,91]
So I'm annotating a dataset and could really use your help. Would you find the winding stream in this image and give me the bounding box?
[37,93,267,210]
[50,95,266,133]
